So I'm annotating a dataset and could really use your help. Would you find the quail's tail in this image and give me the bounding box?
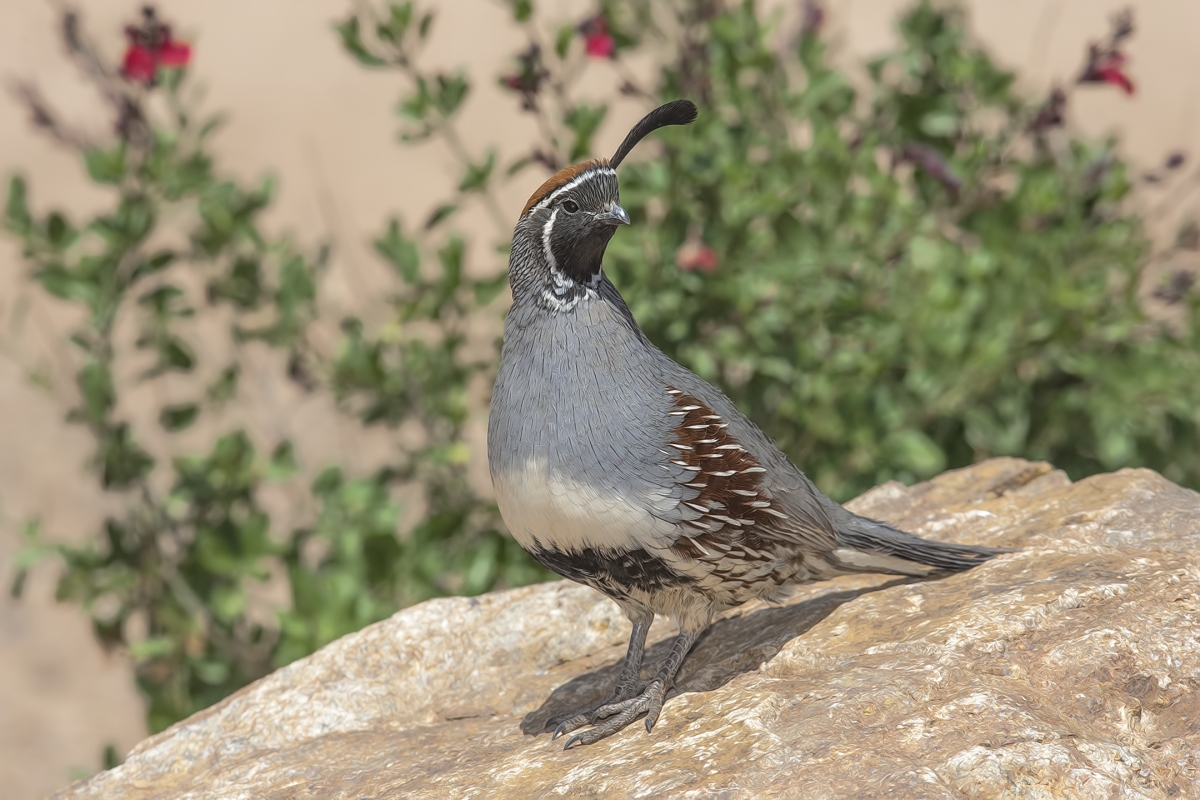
[829,515,1009,577]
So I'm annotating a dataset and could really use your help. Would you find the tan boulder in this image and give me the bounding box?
[56,458,1200,799]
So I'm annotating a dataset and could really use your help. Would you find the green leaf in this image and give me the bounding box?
[77,361,114,425]
[273,254,317,342]
[100,423,154,488]
[334,17,386,66]
[159,404,199,431]
[438,235,465,283]
[919,110,959,137]
[268,440,299,479]
[207,257,263,309]
[159,337,196,373]
[207,365,239,406]
[458,150,496,193]
[46,212,71,246]
[886,429,947,476]
[9,521,48,600]
[211,586,247,625]
[506,155,533,176]
[5,176,31,235]
[83,146,127,185]
[374,219,421,282]
[131,250,175,283]
[398,77,432,122]
[129,636,176,661]
[312,466,344,496]
[93,194,155,248]
[162,65,187,96]
[34,267,94,304]
[193,658,231,686]
[378,2,414,42]
[555,24,574,59]
[138,284,186,311]
[511,0,533,22]
[433,72,470,117]
[197,114,226,142]
[424,203,458,230]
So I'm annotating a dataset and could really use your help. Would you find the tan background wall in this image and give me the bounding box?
[2,1,1197,797]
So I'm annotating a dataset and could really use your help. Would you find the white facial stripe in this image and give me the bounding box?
[534,169,608,313]
[541,206,559,273]
[531,167,616,213]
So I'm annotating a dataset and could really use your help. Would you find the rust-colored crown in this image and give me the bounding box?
[520,159,608,217]
[517,99,698,219]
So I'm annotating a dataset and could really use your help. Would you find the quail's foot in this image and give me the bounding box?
[549,646,645,742]
[551,629,697,749]
[553,678,670,749]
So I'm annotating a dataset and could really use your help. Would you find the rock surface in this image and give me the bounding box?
[56,458,1200,799]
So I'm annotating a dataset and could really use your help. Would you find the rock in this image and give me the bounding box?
[56,458,1200,799]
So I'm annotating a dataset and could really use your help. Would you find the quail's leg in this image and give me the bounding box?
[609,611,653,703]
[552,610,652,737]
[555,629,699,749]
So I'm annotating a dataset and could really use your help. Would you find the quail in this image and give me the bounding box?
[487,99,1006,749]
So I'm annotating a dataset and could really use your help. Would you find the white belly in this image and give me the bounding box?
[493,456,676,554]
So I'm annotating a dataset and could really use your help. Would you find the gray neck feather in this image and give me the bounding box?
[507,214,643,337]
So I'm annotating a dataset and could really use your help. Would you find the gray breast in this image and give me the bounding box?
[488,292,696,554]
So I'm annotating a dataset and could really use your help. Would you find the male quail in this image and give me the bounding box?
[487,100,1005,749]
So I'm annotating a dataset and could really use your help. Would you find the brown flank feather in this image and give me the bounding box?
[520,158,608,217]
[662,387,789,561]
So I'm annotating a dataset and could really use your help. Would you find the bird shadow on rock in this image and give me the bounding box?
[521,576,916,736]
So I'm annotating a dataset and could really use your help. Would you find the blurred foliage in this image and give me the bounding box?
[4,5,537,737]
[5,0,1199,752]
[601,2,1200,497]
[341,0,1199,500]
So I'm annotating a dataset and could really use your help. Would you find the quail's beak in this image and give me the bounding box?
[595,202,631,226]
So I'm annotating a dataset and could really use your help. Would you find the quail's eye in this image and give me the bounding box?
[562,199,580,214]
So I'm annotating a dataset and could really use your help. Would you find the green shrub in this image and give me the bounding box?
[5,6,531,736]
[602,3,1200,497]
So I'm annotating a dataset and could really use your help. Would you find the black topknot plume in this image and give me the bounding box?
[609,99,698,168]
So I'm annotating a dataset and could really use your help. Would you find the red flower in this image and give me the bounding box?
[1076,11,1136,96]
[676,240,718,273]
[585,32,615,59]
[120,8,191,86]
[1080,50,1134,95]
[1094,54,1134,94]
[121,44,158,83]
[156,39,191,67]
[579,17,615,60]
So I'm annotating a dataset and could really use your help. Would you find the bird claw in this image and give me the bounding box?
[551,713,593,740]
[553,680,667,749]
[645,685,666,732]
[550,675,645,740]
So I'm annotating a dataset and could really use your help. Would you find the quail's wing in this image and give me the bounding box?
[641,368,841,560]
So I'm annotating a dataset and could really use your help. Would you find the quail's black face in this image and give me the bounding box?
[510,100,696,304]
[525,167,628,285]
